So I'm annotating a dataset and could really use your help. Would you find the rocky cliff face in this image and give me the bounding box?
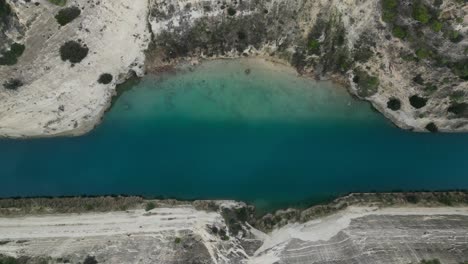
[0,196,468,264]
[0,0,150,138]
[0,0,25,50]
[0,0,466,137]
[147,0,468,132]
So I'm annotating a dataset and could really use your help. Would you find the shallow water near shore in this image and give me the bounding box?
[1,59,468,211]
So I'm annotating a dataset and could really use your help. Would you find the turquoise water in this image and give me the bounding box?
[1,59,468,211]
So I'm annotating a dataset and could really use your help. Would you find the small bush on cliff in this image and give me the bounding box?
[446,30,463,43]
[227,7,236,16]
[48,0,67,6]
[412,2,431,24]
[3,79,23,90]
[145,202,156,211]
[83,256,98,264]
[419,259,441,264]
[60,41,89,63]
[450,90,465,102]
[392,25,408,39]
[430,20,443,32]
[425,122,438,133]
[381,0,399,22]
[448,102,468,118]
[405,194,420,204]
[448,59,468,80]
[98,73,113,84]
[409,95,428,109]
[0,43,25,66]
[413,74,424,85]
[0,0,11,18]
[0,254,19,264]
[308,39,321,55]
[353,70,379,98]
[55,6,81,26]
[415,47,432,60]
[387,98,401,111]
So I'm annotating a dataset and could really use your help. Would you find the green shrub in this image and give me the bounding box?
[409,95,428,109]
[450,90,465,102]
[447,30,463,43]
[55,6,81,26]
[3,79,23,90]
[405,194,420,203]
[425,122,438,133]
[0,0,11,17]
[424,84,437,93]
[354,47,374,63]
[308,39,320,54]
[227,7,236,16]
[0,254,19,264]
[448,102,468,117]
[48,0,67,6]
[381,0,399,22]
[0,43,25,66]
[83,256,98,264]
[450,59,468,80]
[353,70,380,97]
[387,98,401,111]
[145,202,156,211]
[433,0,443,7]
[174,237,181,244]
[98,73,113,84]
[219,228,229,240]
[420,259,441,264]
[430,20,443,32]
[400,52,418,62]
[412,2,431,24]
[437,195,454,206]
[416,47,431,59]
[413,74,424,85]
[392,25,408,39]
[60,41,89,63]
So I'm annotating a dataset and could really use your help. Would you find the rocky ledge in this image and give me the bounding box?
[0,192,467,264]
[0,0,467,138]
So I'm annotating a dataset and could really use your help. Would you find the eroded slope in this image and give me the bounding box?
[0,0,150,138]
[148,0,468,132]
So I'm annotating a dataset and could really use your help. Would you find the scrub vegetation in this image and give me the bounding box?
[98,73,113,84]
[0,0,11,18]
[145,201,156,211]
[55,6,81,26]
[387,98,401,111]
[353,69,379,98]
[0,43,25,66]
[59,41,89,63]
[376,0,467,129]
[425,122,438,133]
[448,102,468,118]
[3,78,23,90]
[0,196,143,216]
[414,260,441,264]
[409,95,428,109]
[47,0,67,6]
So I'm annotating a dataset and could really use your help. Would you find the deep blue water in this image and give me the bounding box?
[1,59,467,211]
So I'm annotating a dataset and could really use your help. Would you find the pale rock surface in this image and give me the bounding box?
[0,0,150,138]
